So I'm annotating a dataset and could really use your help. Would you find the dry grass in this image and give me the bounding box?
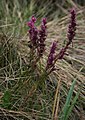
[0,1,85,120]
[13,8,85,120]
[47,9,85,119]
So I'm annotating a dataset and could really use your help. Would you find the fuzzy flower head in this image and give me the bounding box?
[42,18,47,25]
[41,18,47,35]
[37,18,47,56]
[58,8,76,60]
[67,8,76,44]
[27,16,36,27]
[50,41,57,54]
[46,41,57,70]
[27,16,38,46]
[31,16,36,23]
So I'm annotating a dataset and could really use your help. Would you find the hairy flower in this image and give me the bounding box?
[27,16,47,55]
[58,8,76,59]
[67,8,76,45]
[42,18,47,25]
[37,18,47,56]
[27,9,76,74]
[46,41,57,70]
[50,41,57,54]
[31,16,36,23]
[27,16,38,46]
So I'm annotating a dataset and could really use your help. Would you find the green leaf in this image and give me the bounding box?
[65,92,79,120]
[60,79,76,120]
[1,90,11,108]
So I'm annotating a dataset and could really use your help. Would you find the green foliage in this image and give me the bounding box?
[1,90,11,109]
[60,80,79,120]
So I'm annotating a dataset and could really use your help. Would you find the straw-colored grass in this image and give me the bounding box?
[0,1,85,120]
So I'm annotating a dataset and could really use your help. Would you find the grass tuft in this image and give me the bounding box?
[0,1,85,120]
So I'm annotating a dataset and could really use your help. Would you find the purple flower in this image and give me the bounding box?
[46,41,57,70]
[42,18,47,25]
[58,8,76,59]
[50,41,57,54]
[31,16,36,23]
[47,53,54,65]
[27,16,47,58]
[67,8,76,44]
[37,18,47,56]
[27,16,36,27]
[27,21,33,28]
[27,16,38,46]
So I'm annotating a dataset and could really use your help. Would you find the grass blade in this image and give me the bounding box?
[65,91,79,120]
[60,79,76,120]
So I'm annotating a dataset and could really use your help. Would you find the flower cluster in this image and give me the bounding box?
[27,8,76,74]
[38,18,47,56]
[67,8,76,45]
[57,8,76,60]
[27,16,38,47]
[46,8,76,72]
[27,16,47,57]
[46,41,57,72]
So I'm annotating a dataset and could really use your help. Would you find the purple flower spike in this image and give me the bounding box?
[47,53,54,65]
[27,21,33,28]
[67,8,76,44]
[42,18,47,25]
[57,8,76,60]
[27,16,38,46]
[37,18,47,57]
[46,41,57,71]
[27,16,36,28]
[31,16,36,23]
[50,41,57,54]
